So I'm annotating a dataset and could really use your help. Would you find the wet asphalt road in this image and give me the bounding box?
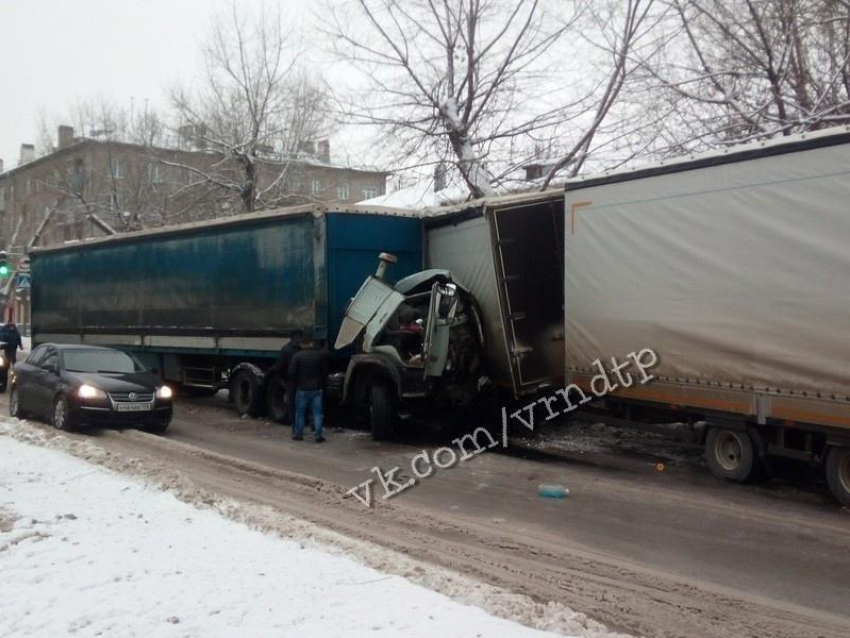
[4,389,849,636]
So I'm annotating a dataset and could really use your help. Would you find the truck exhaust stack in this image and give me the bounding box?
[375,253,398,279]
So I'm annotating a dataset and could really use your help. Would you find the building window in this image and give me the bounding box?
[110,193,120,211]
[110,159,123,179]
[148,164,164,184]
[336,183,350,201]
[362,186,378,200]
[68,159,84,193]
[311,178,321,195]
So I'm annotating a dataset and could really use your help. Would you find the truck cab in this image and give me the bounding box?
[335,254,487,439]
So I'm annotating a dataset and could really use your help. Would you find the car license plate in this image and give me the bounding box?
[115,402,152,412]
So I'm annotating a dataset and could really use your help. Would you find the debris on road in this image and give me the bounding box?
[538,485,570,499]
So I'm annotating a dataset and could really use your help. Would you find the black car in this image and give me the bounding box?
[9,343,173,433]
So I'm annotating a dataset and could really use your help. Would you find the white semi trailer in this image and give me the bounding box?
[562,125,850,504]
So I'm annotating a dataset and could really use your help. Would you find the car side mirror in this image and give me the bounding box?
[44,364,58,375]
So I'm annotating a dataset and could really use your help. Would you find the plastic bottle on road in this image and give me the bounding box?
[538,484,569,499]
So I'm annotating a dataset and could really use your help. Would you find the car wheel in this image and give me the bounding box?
[265,374,289,424]
[9,386,29,419]
[51,395,75,432]
[370,380,398,441]
[232,370,265,417]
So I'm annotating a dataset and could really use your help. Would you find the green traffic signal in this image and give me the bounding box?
[0,251,8,278]
[0,264,8,278]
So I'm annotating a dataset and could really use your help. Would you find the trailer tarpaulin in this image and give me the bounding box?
[564,138,850,399]
[426,216,514,390]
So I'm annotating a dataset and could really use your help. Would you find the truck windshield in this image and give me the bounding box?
[63,350,141,374]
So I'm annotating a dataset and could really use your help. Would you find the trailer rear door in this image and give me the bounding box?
[488,199,565,394]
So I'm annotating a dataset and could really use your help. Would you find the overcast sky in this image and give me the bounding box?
[0,0,317,170]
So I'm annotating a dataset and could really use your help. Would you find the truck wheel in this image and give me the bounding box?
[232,370,265,417]
[825,447,850,506]
[266,374,289,424]
[705,427,756,483]
[370,380,397,441]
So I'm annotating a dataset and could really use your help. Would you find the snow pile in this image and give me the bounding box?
[359,179,469,208]
[0,420,612,638]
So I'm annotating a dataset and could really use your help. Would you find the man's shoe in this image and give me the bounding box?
[315,436,326,443]
[291,434,304,441]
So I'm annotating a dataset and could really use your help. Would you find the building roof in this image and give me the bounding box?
[0,137,389,179]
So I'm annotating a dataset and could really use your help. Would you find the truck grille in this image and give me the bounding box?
[109,391,154,403]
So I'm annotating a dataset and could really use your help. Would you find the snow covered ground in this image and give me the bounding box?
[0,419,607,638]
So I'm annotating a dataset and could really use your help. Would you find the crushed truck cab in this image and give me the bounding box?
[336,254,487,439]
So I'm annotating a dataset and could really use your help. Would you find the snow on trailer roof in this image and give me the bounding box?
[419,188,564,223]
[564,124,850,191]
[30,203,421,255]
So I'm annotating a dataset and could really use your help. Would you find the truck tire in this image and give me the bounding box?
[232,370,265,418]
[705,427,756,483]
[825,446,850,506]
[370,380,397,441]
[266,374,289,424]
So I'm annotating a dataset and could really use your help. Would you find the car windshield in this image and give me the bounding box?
[63,350,142,374]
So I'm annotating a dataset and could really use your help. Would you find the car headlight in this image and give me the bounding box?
[156,385,173,400]
[78,384,107,400]
[0,355,6,367]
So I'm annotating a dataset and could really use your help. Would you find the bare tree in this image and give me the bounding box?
[647,0,850,150]
[29,104,171,235]
[540,0,662,187]
[328,0,664,198]
[168,2,330,212]
[36,96,166,154]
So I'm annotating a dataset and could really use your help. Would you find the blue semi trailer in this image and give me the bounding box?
[29,204,422,420]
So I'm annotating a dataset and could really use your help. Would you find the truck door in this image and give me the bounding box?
[488,200,565,393]
[422,282,458,377]
[334,276,405,352]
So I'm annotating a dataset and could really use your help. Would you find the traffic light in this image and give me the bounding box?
[0,251,9,278]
